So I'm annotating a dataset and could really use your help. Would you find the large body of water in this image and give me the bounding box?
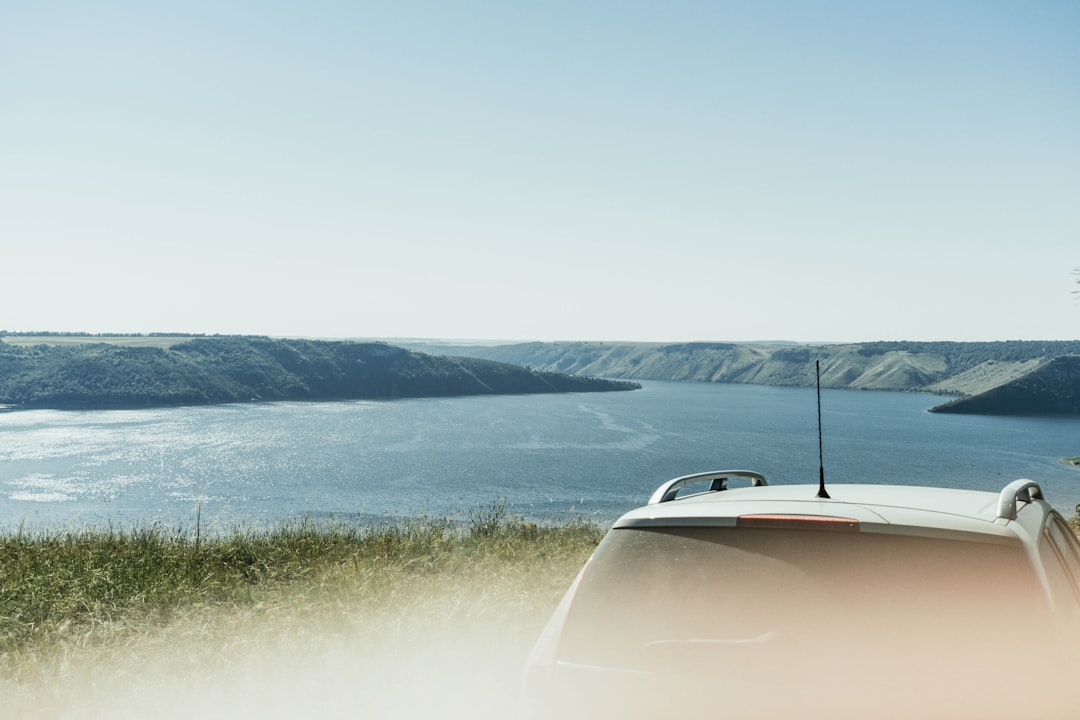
[1,381,1078,532]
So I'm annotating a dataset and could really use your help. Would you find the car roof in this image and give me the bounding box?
[614,482,1046,543]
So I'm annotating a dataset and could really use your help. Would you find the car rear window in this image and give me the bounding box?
[558,526,1047,670]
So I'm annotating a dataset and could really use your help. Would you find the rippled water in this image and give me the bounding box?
[1,381,1078,532]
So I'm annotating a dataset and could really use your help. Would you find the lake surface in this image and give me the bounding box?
[1,381,1078,533]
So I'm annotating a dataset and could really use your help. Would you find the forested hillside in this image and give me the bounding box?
[5,335,1076,415]
[0,337,639,410]
[930,356,1080,415]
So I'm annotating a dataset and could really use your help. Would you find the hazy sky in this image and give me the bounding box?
[2,1,1077,343]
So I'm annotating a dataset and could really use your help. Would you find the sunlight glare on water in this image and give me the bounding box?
[1,382,1078,531]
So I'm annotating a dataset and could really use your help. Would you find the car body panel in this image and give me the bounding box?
[520,475,1080,720]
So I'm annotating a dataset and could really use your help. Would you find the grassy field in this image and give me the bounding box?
[0,505,603,720]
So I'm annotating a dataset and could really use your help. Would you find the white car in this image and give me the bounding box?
[521,471,1080,719]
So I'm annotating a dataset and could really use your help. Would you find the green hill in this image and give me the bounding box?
[0,336,639,410]
[929,356,1080,416]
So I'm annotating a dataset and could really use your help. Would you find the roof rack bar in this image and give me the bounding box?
[649,470,767,505]
[996,479,1044,521]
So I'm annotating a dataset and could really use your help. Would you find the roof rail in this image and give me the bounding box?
[649,470,767,505]
[996,479,1044,521]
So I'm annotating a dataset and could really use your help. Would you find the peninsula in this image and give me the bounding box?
[0,335,639,410]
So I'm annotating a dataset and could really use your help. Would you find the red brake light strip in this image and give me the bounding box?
[736,514,860,531]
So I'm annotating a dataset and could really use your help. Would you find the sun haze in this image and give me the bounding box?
[2,1,1077,342]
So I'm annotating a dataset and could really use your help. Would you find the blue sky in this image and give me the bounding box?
[2,1,1077,342]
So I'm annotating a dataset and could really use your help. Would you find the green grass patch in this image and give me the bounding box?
[0,505,603,662]
[0,504,605,719]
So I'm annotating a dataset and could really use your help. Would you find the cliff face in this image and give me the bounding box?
[406,340,1080,416]
[407,342,934,390]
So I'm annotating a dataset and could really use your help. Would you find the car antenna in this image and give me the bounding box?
[816,359,830,499]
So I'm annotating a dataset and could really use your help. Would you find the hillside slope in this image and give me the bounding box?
[929,356,1080,416]
[406,340,1080,415]
[0,337,639,410]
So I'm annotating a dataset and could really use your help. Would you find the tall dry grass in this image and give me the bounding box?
[0,504,603,720]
